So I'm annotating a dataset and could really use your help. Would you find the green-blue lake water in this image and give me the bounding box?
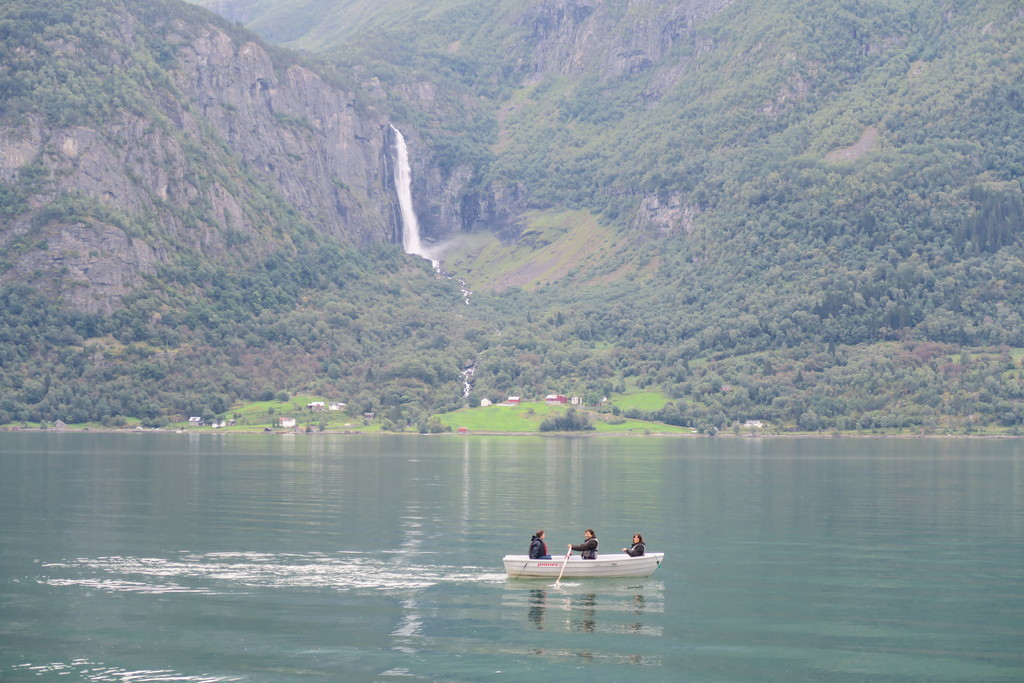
[1,432,1022,681]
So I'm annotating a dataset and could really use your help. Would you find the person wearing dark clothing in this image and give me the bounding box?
[568,528,599,559]
[623,533,645,557]
[529,530,552,559]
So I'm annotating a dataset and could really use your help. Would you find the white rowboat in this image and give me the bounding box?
[503,552,664,579]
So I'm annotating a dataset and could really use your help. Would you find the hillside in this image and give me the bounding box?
[196,0,1024,431]
[1,0,1023,432]
[0,0,474,428]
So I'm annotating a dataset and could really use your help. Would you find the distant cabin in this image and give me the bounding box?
[480,398,493,407]
[307,401,325,411]
[329,403,346,411]
[545,394,568,405]
[506,396,521,405]
[279,417,297,428]
[188,416,203,426]
[458,427,469,434]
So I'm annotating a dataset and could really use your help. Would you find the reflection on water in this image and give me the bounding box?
[502,581,666,666]
[505,581,665,638]
[528,588,546,629]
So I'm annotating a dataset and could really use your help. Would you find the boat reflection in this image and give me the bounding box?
[504,580,664,637]
[571,593,597,632]
[528,588,546,629]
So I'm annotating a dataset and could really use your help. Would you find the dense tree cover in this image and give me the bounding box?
[539,408,594,432]
[0,244,477,428]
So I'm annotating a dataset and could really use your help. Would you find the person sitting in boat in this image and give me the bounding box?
[529,530,552,559]
[623,533,645,556]
[568,529,599,559]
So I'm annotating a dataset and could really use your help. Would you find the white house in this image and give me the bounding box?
[279,417,297,428]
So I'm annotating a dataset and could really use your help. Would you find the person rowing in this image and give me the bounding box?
[568,528,598,559]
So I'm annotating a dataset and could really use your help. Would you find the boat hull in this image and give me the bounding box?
[502,552,664,579]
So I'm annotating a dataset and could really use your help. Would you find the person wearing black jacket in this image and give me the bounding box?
[623,533,645,557]
[568,528,599,559]
[529,530,551,559]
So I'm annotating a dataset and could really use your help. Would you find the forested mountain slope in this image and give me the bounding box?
[0,0,473,427]
[194,0,1024,431]
[1,0,1023,432]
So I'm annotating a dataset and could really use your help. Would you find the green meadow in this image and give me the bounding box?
[434,399,691,435]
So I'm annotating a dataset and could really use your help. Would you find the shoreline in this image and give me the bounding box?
[1,426,1020,439]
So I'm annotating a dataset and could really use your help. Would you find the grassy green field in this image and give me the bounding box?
[609,391,672,412]
[434,400,691,434]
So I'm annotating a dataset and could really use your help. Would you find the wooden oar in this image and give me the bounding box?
[554,548,572,588]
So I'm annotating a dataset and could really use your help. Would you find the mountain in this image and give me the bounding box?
[0,0,475,427]
[1,0,1023,432]
[0,0,405,314]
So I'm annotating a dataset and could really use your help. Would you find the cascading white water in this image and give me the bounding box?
[391,125,430,260]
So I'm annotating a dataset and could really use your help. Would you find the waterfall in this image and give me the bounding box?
[391,125,432,262]
[461,364,475,399]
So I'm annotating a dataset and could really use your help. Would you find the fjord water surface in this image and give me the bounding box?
[1,432,1022,681]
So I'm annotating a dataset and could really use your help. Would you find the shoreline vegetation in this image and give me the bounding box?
[1,426,1020,439]
[2,396,1020,439]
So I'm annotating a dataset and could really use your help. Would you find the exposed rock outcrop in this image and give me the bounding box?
[172,24,395,244]
[516,0,735,81]
[0,11,401,313]
[632,192,700,235]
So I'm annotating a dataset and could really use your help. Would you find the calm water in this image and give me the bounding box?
[1,433,1022,682]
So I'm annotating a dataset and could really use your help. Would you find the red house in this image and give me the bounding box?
[545,394,568,405]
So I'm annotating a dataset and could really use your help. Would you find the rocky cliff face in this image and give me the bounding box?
[0,5,401,313]
[517,0,733,81]
[173,25,398,244]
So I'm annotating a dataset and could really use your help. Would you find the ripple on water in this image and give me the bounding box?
[41,551,507,594]
[12,659,243,682]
